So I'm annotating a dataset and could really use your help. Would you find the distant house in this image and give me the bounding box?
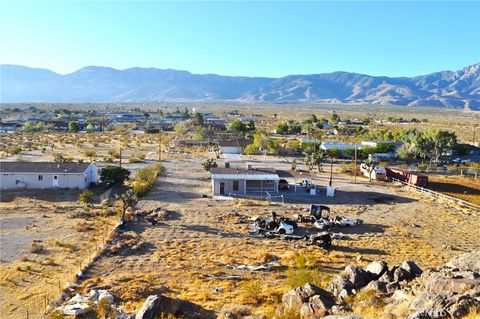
[0,122,21,132]
[320,142,356,151]
[0,162,98,190]
[218,140,252,154]
[210,167,279,196]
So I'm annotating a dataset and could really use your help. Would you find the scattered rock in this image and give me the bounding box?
[329,275,354,298]
[344,266,371,288]
[282,283,325,311]
[362,280,387,294]
[366,260,388,279]
[135,295,181,319]
[299,292,335,318]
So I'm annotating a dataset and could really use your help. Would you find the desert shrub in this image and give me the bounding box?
[239,279,262,304]
[29,242,44,254]
[83,149,97,158]
[418,163,428,171]
[131,164,164,196]
[79,190,94,204]
[107,149,120,159]
[100,166,131,185]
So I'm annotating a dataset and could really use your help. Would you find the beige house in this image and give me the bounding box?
[0,162,98,190]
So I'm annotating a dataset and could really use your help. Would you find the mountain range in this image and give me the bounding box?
[1,63,479,110]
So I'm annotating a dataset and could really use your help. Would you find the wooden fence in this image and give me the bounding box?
[391,178,480,212]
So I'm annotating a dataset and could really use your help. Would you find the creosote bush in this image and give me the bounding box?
[131,163,165,196]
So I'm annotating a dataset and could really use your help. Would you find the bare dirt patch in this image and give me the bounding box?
[77,155,480,316]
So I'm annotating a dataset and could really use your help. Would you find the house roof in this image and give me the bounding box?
[0,162,92,174]
[211,167,280,180]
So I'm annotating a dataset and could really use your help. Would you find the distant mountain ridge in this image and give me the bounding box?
[1,63,479,110]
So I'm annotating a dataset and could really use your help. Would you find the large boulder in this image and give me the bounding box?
[401,260,423,278]
[366,261,388,280]
[409,292,480,319]
[329,275,355,298]
[344,266,371,289]
[135,295,181,319]
[422,271,480,295]
[282,283,325,311]
[362,280,387,294]
[300,293,335,318]
[446,252,480,273]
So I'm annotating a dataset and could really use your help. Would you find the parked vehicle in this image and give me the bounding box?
[255,212,297,235]
[452,158,466,164]
[386,167,428,187]
[360,163,387,181]
[279,179,289,190]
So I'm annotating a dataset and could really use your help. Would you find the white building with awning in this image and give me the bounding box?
[210,167,280,196]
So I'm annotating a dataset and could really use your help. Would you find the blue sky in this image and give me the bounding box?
[1,1,479,77]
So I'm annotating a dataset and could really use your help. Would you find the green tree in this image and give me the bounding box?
[276,122,289,134]
[330,111,340,124]
[100,166,131,185]
[68,121,79,133]
[174,122,188,136]
[327,148,341,159]
[290,123,302,134]
[23,122,34,132]
[193,113,204,126]
[396,142,416,164]
[86,123,94,133]
[247,120,256,131]
[202,158,217,171]
[415,129,457,165]
[229,119,247,132]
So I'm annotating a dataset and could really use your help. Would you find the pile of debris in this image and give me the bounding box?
[297,205,363,231]
[275,251,480,319]
[134,207,176,225]
[252,211,333,248]
[51,285,120,317]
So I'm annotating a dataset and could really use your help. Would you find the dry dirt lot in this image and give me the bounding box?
[427,175,480,205]
[75,154,480,317]
[0,192,119,319]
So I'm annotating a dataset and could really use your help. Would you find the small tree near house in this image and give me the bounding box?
[202,158,218,171]
[116,189,138,224]
[364,158,378,182]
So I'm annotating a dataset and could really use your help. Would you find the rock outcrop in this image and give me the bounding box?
[276,252,480,319]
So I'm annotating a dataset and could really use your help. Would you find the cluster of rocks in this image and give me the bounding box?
[276,252,480,319]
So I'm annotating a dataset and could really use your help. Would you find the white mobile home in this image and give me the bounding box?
[0,162,98,190]
[210,167,280,196]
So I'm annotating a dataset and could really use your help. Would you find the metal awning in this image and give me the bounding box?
[211,173,280,181]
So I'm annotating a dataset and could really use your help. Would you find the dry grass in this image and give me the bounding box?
[427,176,480,205]
[0,202,119,319]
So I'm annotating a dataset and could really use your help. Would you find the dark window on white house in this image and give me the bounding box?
[53,176,58,180]
[38,175,43,181]
[233,180,239,191]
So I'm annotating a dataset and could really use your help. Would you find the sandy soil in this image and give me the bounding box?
[0,197,118,319]
[77,154,480,316]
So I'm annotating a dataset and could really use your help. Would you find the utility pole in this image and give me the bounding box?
[354,140,358,183]
[329,158,333,187]
[158,125,162,162]
[473,124,478,146]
